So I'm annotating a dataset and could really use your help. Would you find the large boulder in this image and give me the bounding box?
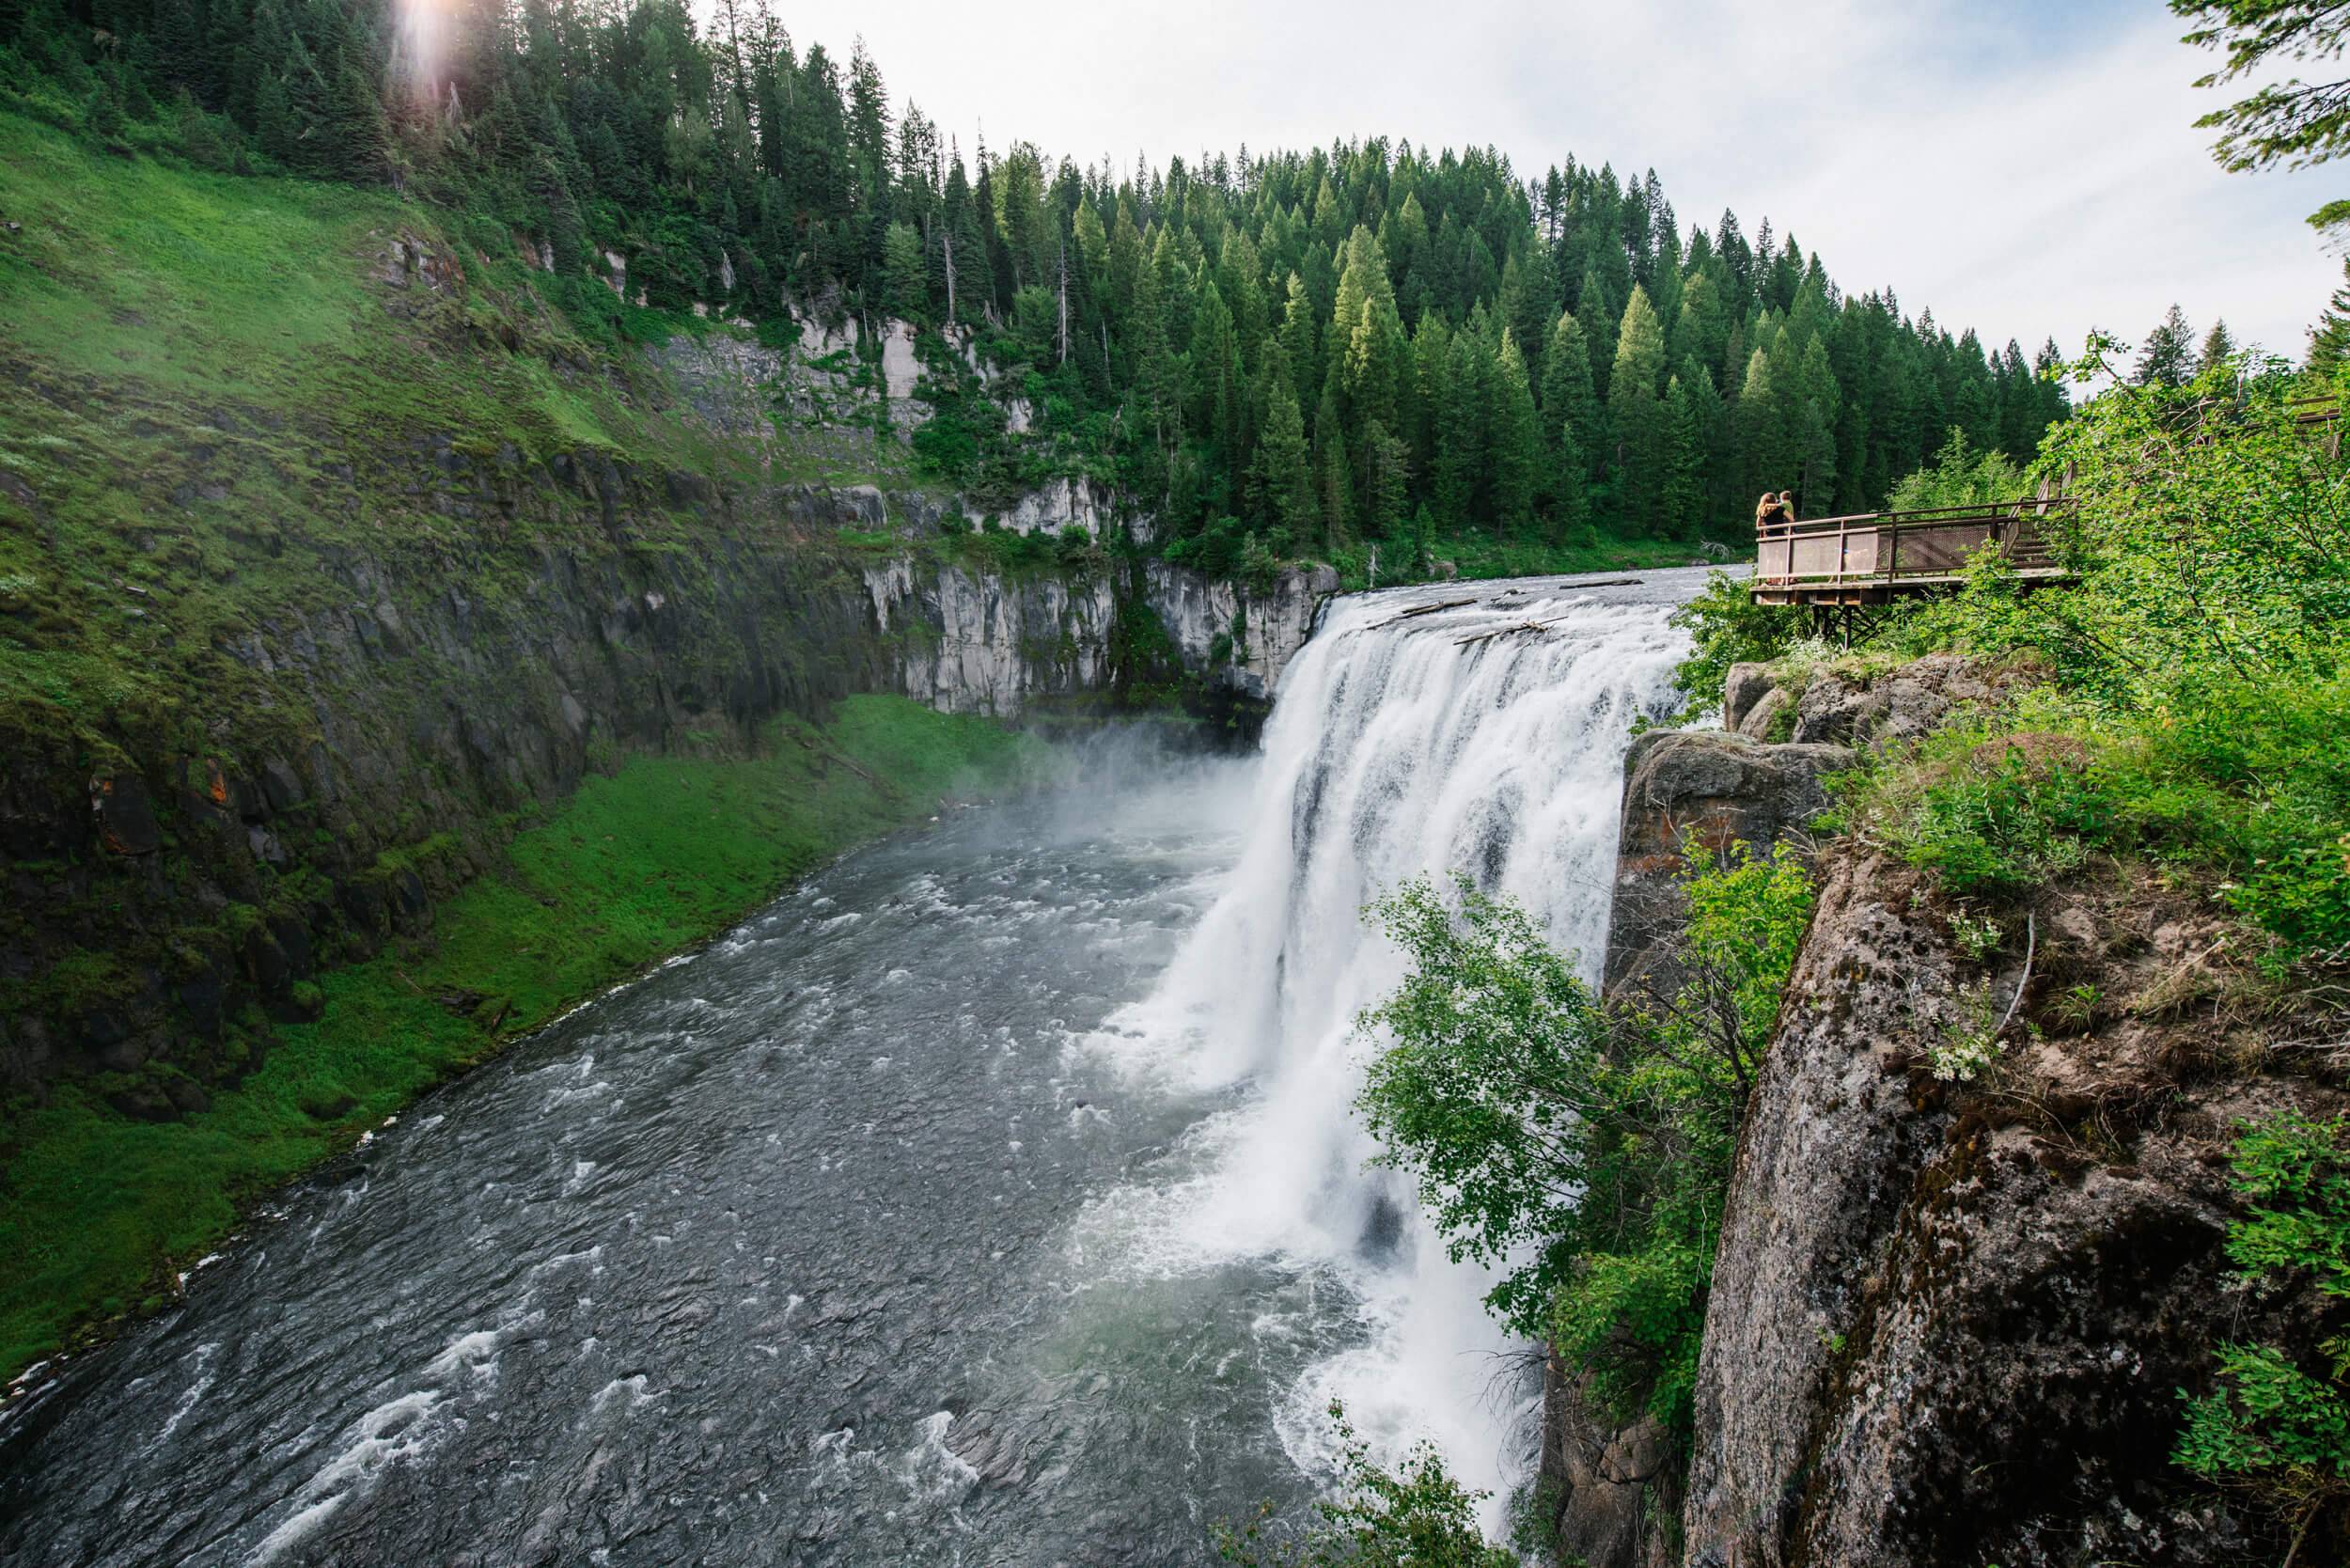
[1790,651,2019,751]
[1604,729,1850,991]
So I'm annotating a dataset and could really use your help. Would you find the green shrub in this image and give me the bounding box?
[1664,570,1802,719]
[2174,1112,2350,1546]
[1851,672,2350,958]
[1214,1403,1517,1568]
[1358,842,1815,1435]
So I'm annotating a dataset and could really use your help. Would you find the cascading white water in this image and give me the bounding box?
[1078,572,1697,1524]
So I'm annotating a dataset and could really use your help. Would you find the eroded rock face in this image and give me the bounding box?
[1682,852,2329,1568]
[1542,1360,1681,1568]
[1791,651,2020,751]
[1142,560,1338,701]
[1604,729,1849,992]
[995,476,1115,537]
[861,560,1118,716]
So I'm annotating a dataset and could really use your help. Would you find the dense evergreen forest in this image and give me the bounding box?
[2,0,2069,568]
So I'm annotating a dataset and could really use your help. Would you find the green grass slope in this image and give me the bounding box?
[0,115,1058,1382]
[0,696,1047,1380]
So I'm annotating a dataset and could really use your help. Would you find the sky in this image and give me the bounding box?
[752,0,2342,363]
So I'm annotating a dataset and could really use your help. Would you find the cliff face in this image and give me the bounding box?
[1,457,1324,1095]
[1679,849,2325,1567]
[1551,661,2343,1568]
[0,216,1333,1101]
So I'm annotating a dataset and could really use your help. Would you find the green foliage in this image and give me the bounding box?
[1933,350,2349,702]
[1887,427,2027,511]
[1846,672,2350,958]
[2222,1111,2350,1298]
[1214,1404,1518,1568]
[1358,844,1814,1435]
[2174,1113,2350,1541]
[1664,570,1801,719]
[0,698,1047,1381]
[1805,350,2350,960]
[1357,877,1607,1333]
[2172,2,2350,233]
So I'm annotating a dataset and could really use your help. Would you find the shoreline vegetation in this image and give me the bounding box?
[0,696,1048,1387]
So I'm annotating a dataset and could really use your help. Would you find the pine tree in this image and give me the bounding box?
[1312,377,1354,545]
[1189,281,1242,465]
[2312,261,2350,375]
[1606,284,1669,533]
[1795,336,1841,513]
[1280,271,1320,396]
[2199,318,2235,369]
[1434,329,1489,530]
[1357,418,1411,541]
[1735,345,1785,508]
[1249,363,1314,546]
[1662,374,1705,541]
[2135,304,2196,386]
[881,221,926,321]
[1540,309,1601,481]
[1488,334,1541,533]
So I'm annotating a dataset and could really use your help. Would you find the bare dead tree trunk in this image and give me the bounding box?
[942,228,956,324]
[1057,237,1070,366]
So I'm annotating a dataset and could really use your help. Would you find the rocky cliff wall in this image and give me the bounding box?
[3,450,1329,1111]
[1676,847,2332,1567]
[1546,660,2345,1568]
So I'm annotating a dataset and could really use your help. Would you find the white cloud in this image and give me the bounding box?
[763,0,2339,356]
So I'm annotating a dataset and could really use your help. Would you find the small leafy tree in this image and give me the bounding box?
[1357,843,1815,1434]
[1663,570,1801,720]
[1214,1404,1517,1568]
[2175,1111,2350,1562]
[1357,878,1610,1337]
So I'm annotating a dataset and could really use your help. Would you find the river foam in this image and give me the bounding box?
[1077,575,1689,1524]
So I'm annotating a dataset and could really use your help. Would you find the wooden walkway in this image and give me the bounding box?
[1748,497,2076,612]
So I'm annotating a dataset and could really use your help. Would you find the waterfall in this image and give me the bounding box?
[1080,573,1697,1525]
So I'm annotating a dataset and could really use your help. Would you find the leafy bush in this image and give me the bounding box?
[1887,426,2028,512]
[1214,1404,1517,1568]
[1664,570,1801,719]
[2175,1112,2350,1551]
[1846,672,2350,958]
[1358,843,1814,1435]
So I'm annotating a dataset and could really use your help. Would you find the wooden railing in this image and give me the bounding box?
[1752,497,2075,595]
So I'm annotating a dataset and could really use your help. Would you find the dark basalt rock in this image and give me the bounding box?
[1604,729,1849,995]
[89,774,162,855]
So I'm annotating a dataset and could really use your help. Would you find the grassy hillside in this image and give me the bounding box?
[0,114,1043,1382]
[0,695,1048,1380]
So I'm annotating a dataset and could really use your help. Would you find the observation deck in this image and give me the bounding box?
[1748,495,2075,619]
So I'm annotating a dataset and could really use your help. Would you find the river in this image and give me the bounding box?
[0,569,1705,1567]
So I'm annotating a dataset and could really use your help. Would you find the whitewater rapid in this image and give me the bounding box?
[1074,572,1697,1520]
